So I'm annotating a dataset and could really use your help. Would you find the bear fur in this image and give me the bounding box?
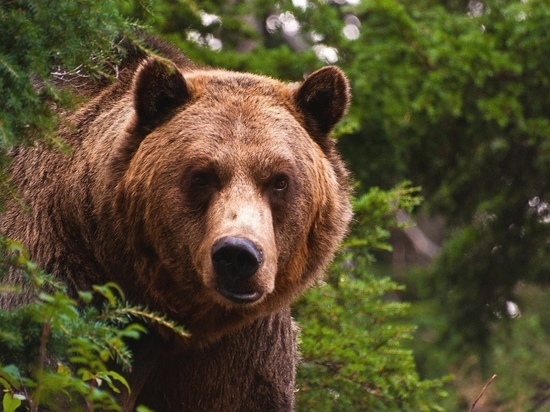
[0,39,352,411]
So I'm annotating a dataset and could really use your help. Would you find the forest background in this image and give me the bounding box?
[1,0,549,410]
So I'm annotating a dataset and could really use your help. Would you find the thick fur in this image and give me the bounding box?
[0,39,352,411]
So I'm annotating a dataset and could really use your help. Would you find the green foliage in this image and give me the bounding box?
[488,284,550,410]
[328,0,550,395]
[0,0,138,173]
[349,182,422,258]
[0,237,188,411]
[333,0,550,404]
[294,185,448,410]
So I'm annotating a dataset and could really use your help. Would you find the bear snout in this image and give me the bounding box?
[212,236,264,304]
[212,236,263,279]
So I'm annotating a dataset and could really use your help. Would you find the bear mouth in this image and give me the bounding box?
[216,287,262,304]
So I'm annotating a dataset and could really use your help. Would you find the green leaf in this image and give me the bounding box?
[2,392,22,412]
[78,291,93,304]
[99,370,130,393]
[0,365,22,389]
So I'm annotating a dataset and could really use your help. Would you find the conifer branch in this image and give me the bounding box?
[106,306,190,339]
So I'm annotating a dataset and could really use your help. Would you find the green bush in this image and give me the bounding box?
[0,237,187,411]
[295,184,449,411]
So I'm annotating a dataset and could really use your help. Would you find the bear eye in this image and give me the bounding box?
[190,171,211,188]
[272,175,289,192]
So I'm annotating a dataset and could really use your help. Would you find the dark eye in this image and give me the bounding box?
[272,175,289,192]
[191,172,210,188]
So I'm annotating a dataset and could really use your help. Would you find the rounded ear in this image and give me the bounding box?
[133,58,190,132]
[294,66,351,135]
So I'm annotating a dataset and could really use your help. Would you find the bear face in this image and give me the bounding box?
[96,59,352,345]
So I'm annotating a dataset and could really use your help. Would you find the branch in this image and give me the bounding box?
[469,374,497,412]
[396,210,440,258]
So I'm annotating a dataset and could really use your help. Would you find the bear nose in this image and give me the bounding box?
[211,236,263,281]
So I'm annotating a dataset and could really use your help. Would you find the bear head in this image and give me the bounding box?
[105,58,352,345]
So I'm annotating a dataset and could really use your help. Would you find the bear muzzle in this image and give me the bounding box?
[212,236,264,304]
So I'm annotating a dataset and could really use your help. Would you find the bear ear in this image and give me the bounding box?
[294,66,351,135]
[132,58,190,132]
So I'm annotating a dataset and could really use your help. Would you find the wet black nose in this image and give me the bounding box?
[211,237,263,281]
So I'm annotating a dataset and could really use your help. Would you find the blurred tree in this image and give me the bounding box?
[330,0,550,408]
[339,0,550,354]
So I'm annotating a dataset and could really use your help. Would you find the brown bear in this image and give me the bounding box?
[0,38,352,411]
